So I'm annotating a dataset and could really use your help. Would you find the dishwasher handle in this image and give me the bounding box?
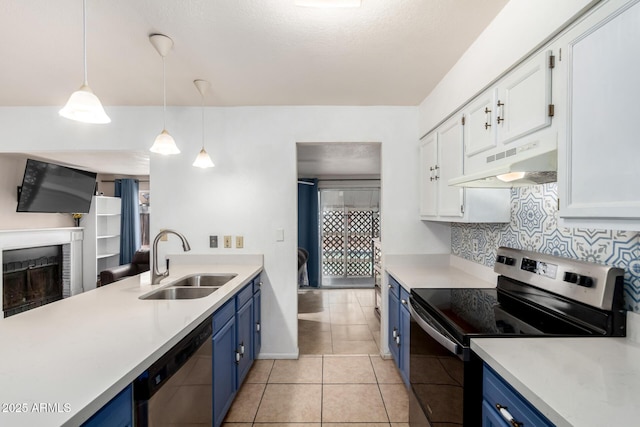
[409,298,460,356]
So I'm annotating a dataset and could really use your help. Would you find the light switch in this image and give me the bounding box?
[276,228,284,242]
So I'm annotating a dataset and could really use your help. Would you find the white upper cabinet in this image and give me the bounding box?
[463,89,497,158]
[437,117,464,218]
[495,50,554,145]
[419,115,510,223]
[558,0,640,230]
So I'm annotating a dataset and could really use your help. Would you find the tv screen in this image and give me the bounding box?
[16,159,97,214]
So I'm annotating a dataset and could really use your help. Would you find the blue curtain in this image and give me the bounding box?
[114,179,141,265]
[297,179,319,287]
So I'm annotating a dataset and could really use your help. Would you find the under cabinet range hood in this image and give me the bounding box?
[449,139,557,188]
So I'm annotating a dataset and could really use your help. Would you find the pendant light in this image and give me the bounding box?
[149,34,180,155]
[59,0,111,124]
[192,80,215,169]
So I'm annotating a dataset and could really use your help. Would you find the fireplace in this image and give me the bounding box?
[2,245,63,317]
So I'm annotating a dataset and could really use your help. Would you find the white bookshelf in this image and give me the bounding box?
[82,196,121,290]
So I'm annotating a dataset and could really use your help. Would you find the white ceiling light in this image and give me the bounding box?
[295,0,361,8]
[149,34,180,155]
[59,0,110,124]
[192,79,215,169]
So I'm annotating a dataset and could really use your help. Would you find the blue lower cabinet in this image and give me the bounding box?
[482,365,554,427]
[236,296,254,385]
[212,314,237,427]
[212,275,261,427]
[253,287,262,359]
[81,384,133,427]
[387,274,410,386]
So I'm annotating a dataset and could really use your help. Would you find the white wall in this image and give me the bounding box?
[0,105,450,357]
[0,154,74,229]
[418,0,597,135]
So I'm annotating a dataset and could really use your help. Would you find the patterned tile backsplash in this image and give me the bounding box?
[451,183,640,313]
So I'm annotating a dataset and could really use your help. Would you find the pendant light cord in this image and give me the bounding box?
[201,94,205,150]
[82,0,88,85]
[162,56,167,129]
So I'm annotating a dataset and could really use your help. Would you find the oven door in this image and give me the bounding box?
[408,297,481,427]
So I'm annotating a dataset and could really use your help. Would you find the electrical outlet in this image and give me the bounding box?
[472,239,479,253]
[209,235,218,248]
[236,236,244,249]
[224,235,232,248]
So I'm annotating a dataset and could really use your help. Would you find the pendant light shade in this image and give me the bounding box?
[60,0,110,124]
[149,34,180,155]
[192,79,215,169]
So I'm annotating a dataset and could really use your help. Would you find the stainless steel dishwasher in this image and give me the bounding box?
[134,316,213,426]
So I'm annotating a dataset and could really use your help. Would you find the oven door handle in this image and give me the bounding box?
[409,298,461,356]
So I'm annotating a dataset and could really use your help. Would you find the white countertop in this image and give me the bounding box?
[0,257,262,426]
[385,254,497,290]
[472,323,640,427]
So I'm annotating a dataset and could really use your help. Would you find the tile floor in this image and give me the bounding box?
[298,288,381,355]
[220,289,408,427]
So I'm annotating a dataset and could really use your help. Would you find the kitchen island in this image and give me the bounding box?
[0,254,263,426]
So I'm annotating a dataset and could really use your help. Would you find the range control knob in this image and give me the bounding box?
[564,272,594,288]
[497,256,516,266]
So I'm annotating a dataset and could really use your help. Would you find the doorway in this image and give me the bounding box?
[296,142,382,355]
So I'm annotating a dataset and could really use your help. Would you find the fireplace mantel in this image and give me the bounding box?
[0,228,84,318]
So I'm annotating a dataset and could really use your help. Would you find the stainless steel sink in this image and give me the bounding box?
[140,286,219,300]
[171,273,237,287]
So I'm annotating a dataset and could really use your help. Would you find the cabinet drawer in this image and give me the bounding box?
[483,365,553,427]
[237,283,253,309]
[388,275,401,298]
[213,299,235,335]
[400,287,410,309]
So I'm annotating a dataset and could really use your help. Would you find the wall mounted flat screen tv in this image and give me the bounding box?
[16,159,97,214]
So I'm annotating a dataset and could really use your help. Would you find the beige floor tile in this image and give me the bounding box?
[379,384,409,422]
[322,384,389,423]
[330,310,367,325]
[356,291,376,307]
[370,356,403,384]
[269,357,323,383]
[299,333,334,355]
[328,291,359,304]
[332,339,379,354]
[299,311,332,323]
[323,424,390,427]
[255,384,322,422]
[299,318,332,332]
[224,383,266,422]
[390,423,410,427]
[329,302,363,313]
[245,359,274,383]
[254,424,321,427]
[323,355,376,384]
[331,324,374,341]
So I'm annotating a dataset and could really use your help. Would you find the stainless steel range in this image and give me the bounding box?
[408,247,626,427]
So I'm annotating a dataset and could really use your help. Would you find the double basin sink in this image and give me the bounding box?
[140,273,237,300]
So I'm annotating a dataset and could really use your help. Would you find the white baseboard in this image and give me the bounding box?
[257,351,299,359]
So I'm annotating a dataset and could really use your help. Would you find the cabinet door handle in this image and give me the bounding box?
[496,404,522,427]
[484,107,492,129]
[235,351,241,364]
[401,299,407,305]
[388,284,393,289]
[396,335,401,346]
[497,100,505,124]
[392,327,397,338]
[256,322,261,332]
[239,342,245,356]
[258,281,263,287]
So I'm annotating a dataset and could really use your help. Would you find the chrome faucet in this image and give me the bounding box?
[152,229,191,285]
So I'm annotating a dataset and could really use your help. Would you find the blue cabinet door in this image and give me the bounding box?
[82,385,133,427]
[399,298,410,386]
[212,316,237,427]
[236,297,254,385]
[253,288,261,359]
[388,288,400,365]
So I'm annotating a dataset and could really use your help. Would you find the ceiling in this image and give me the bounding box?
[2,0,508,176]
